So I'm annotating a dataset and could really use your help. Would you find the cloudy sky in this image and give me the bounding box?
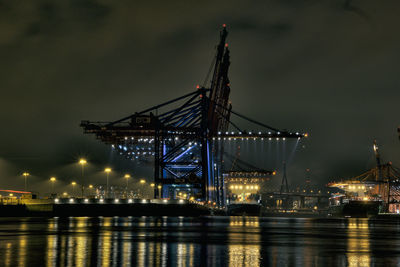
[0,0,399,193]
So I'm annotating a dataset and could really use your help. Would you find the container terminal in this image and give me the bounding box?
[1,26,398,219]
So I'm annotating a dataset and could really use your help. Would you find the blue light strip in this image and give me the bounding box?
[171,145,196,162]
[167,165,197,169]
[207,141,213,200]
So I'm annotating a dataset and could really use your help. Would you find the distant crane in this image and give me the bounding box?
[280,162,289,194]
[373,139,383,181]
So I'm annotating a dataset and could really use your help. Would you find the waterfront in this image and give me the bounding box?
[1,216,400,266]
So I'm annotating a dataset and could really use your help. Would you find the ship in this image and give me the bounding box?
[328,140,400,217]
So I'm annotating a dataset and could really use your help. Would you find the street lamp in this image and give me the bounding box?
[50,177,56,195]
[71,181,77,197]
[150,183,155,199]
[104,168,111,198]
[158,185,162,198]
[139,179,146,198]
[79,159,87,197]
[124,174,131,198]
[22,172,30,192]
[88,184,94,197]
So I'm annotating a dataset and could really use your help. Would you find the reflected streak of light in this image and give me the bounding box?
[66,231,75,266]
[112,230,118,267]
[122,231,132,267]
[189,244,194,267]
[138,217,146,267]
[148,242,154,267]
[162,243,167,267]
[228,217,261,267]
[46,219,58,267]
[75,218,88,267]
[101,217,112,267]
[138,241,145,267]
[347,219,370,267]
[4,242,12,267]
[60,235,67,266]
[18,221,28,267]
[177,243,187,267]
[155,242,161,267]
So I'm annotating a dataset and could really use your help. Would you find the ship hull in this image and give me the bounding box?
[227,203,261,216]
[329,200,381,218]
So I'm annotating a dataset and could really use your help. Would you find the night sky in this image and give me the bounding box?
[1,0,399,193]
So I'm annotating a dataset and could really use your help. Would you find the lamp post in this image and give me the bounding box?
[158,185,162,199]
[71,181,76,197]
[139,179,146,198]
[22,172,30,192]
[124,174,131,198]
[150,183,155,199]
[104,168,111,198]
[79,159,87,197]
[88,184,93,197]
[50,177,56,195]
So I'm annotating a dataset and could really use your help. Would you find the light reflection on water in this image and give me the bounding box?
[1,216,400,266]
[229,217,260,267]
[347,219,370,267]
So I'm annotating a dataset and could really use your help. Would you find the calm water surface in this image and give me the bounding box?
[0,216,400,266]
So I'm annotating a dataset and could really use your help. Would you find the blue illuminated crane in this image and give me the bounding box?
[80,25,307,205]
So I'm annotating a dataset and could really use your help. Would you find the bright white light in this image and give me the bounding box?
[69,198,74,203]
[128,199,133,203]
[163,199,168,203]
[99,199,104,203]
[114,199,119,203]
[54,198,59,203]
[179,199,184,204]
[84,199,89,203]
[142,199,147,203]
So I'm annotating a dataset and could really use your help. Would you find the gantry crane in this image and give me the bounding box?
[81,25,306,204]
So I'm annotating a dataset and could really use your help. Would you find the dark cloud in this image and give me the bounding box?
[342,0,370,22]
[0,0,399,193]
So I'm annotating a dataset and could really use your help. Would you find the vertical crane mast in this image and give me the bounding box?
[208,25,231,135]
[280,161,289,194]
[373,139,383,181]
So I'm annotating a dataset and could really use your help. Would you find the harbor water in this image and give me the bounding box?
[0,216,399,266]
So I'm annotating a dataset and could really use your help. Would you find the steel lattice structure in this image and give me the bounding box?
[80,26,306,204]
